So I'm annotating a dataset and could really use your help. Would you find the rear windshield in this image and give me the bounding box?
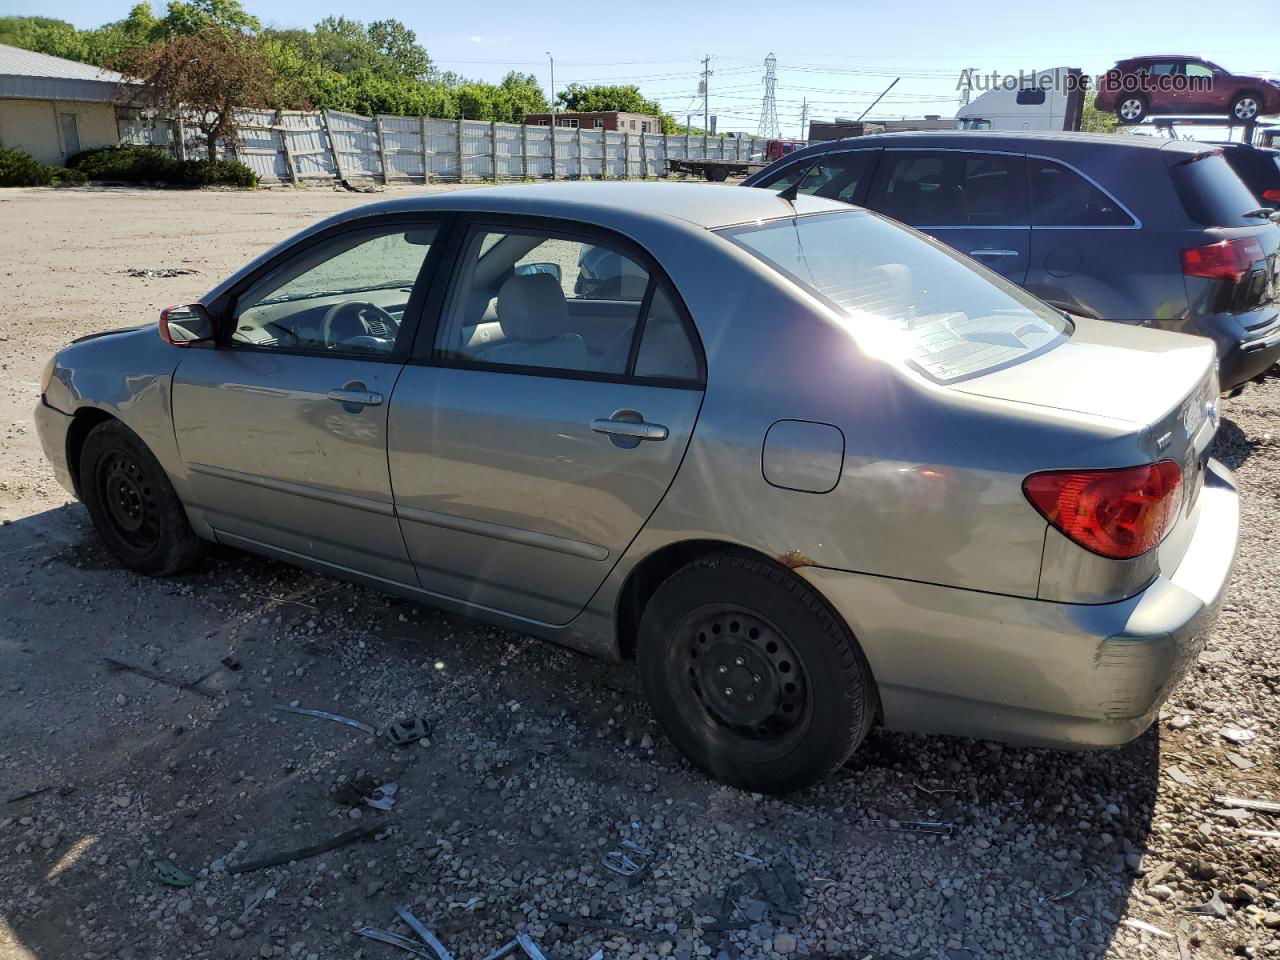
[720,210,1070,384]
[1171,152,1266,225]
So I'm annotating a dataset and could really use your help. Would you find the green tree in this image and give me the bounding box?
[556,83,661,115]
[0,16,91,61]
[1079,97,1118,134]
[158,0,260,36]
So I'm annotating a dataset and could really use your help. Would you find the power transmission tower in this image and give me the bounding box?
[758,53,780,139]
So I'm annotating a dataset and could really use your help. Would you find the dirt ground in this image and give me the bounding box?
[1,184,1279,960]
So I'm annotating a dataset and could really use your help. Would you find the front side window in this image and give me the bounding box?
[436,226,698,380]
[868,151,1028,227]
[1029,159,1133,226]
[232,224,435,355]
[1184,62,1215,79]
[758,150,878,204]
[720,211,1070,384]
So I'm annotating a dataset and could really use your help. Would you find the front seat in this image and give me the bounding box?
[480,273,588,369]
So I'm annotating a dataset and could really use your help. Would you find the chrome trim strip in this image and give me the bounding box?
[395,504,610,562]
[188,462,397,517]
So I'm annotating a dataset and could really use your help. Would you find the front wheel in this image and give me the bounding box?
[637,553,877,793]
[1116,95,1148,124]
[1230,93,1261,122]
[79,420,207,575]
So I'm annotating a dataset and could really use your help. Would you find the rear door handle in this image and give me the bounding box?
[968,248,1019,258]
[327,389,384,407]
[591,418,668,441]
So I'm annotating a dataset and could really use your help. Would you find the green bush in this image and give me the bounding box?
[66,144,257,187]
[51,166,87,185]
[0,147,57,186]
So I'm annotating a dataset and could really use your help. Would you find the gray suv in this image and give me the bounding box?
[742,131,1280,391]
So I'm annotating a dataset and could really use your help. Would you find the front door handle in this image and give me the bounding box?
[968,248,1019,258]
[591,418,668,441]
[327,387,384,407]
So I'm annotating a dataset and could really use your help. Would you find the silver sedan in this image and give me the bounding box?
[35,183,1239,792]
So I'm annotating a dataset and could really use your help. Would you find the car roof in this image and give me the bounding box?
[330,182,847,232]
[787,129,1210,157]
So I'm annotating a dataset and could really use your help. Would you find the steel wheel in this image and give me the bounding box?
[1233,96,1260,121]
[96,450,161,551]
[1118,98,1145,122]
[684,606,808,742]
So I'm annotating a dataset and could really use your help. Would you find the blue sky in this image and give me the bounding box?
[18,0,1279,136]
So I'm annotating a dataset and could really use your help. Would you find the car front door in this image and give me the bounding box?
[866,149,1030,285]
[171,217,445,583]
[751,148,882,206]
[387,218,705,625]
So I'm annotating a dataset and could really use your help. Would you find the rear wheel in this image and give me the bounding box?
[1230,93,1261,122]
[79,420,207,575]
[637,553,877,793]
[707,166,729,183]
[1116,95,1148,124]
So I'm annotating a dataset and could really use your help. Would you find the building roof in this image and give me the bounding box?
[0,42,127,103]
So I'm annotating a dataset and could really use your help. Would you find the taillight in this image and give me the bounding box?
[1023,461,1183,560]
[1181,236,1266,283]
[1263,188,1280,204]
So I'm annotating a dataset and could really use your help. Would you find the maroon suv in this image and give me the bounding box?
[1095,56,1280,124]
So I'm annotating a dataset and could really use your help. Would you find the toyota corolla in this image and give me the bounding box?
[35,183,1239,792]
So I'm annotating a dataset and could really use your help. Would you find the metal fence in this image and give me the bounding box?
[182,109,785,184]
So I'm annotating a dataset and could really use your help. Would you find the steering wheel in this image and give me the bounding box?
[320,300,399,349]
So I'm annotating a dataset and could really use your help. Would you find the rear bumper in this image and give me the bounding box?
[1192,309,1280,390]
[34,398,76,497]
[800,459,1239,749]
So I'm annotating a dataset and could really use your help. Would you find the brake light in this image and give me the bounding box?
[1181,236,1266,282]
[1023,461,1183,560]
[1263,188,1280,204]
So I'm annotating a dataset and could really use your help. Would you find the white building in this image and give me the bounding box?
[0,43,128,165]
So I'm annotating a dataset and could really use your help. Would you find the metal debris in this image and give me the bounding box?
[105,657,219,699]
[914,782,959,795]
[865,818,954,836]
[273,703,376,735]
[603,838,654,877]
[733,852,764,865]
[1185,890,1230,918]
[153,860,196,887]
[238,884,276,923]
[357,926,436,958]
[394,906,455,960]
[126,267,197,278]
[447,896,482,911]
[545,910,662,940]
[386,716,430,747]
[515,933,549,960]
[229,825,376,875]
[1213,794,1280,814]
[1220,726,1257,744]
[1123,918,1172,939]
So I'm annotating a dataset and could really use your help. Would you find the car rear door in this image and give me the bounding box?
[865,148,1031,285]
[171,216,446,584]
[387,216,706,626]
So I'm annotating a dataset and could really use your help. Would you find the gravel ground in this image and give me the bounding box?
[1,185,1279,960]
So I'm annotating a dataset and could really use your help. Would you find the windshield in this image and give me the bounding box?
[720,210,1071,383]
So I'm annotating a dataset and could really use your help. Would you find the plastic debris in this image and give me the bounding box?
[395,905,455,960]
[1123,918,1172,938]
[1220,726,1257,744]
[914,782,959,795]
[357,926,436,958]
[126,267,197,278]
[1167,766,1196,787]
[1213,794,1280,814]
[229,825,376,875]
[733,852,764,865]
[515,933,549,960]
[154,860,196,887]
[1243,829,1280,839]
[1185,891,1230,918]
[865,818,954,836]
[1226,753,1255,771]
[273,703,376,735]
[386,716,430,747]
[238,884,276,924]
[366,783,399,811]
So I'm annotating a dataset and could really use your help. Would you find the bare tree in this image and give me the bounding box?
[118,27,280,161]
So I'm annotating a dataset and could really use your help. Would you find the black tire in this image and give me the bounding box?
[708,166,729,183]
[1230,93,1262,123]
[79,419,207,575]
[637,553,877,793]
[1115,94,1147,124]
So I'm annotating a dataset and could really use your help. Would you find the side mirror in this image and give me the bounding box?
[159,303,216,345]
[513,262,563,283]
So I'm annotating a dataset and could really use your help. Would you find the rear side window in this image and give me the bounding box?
[757,150,879,204]
[1171,152,1266,226]
[868,151,1028,227]
[720,210,1070,384]
[1029,159,1134,226]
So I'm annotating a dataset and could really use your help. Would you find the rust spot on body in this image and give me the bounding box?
[777,549,815,569]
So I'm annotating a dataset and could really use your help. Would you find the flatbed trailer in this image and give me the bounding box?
[665,157,766,181]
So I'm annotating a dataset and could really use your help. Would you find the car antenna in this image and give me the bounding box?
[777,157,820,208]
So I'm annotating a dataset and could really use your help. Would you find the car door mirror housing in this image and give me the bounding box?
[513,261,563,283]
[159,303,216,346]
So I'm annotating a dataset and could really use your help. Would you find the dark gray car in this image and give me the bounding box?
[742,131,1280,391]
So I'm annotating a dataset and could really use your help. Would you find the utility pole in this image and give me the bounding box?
[547,52,556,120]
[799,98,808,141]
[700,55,712,132]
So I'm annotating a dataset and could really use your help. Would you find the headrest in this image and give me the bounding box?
[497,273,570,342]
